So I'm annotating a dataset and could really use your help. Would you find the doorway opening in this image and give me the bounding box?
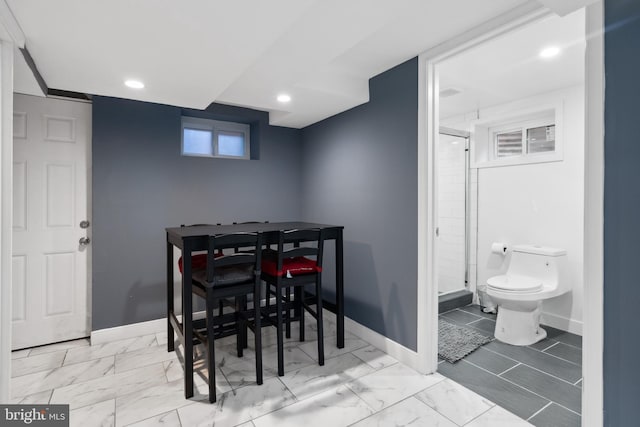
[418,4,602,426]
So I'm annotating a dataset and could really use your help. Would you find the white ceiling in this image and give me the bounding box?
[439,8,585,119]
[8,0,548,128]
[6,0,538,128]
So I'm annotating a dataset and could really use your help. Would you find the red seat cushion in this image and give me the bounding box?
[262,256,321,277]
[178,253,222,274]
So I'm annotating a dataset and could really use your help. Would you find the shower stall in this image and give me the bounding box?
[437,127,475,310]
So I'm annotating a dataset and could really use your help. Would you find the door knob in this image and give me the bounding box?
[79,237,91,246]
[80,220,90,229]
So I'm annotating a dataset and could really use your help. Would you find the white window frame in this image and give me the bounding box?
[181,116,250,160]
[470,101,564,169]
[492,124,524,158]
[491,115,556,160]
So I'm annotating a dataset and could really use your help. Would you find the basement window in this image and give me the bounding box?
[181,116,250,159]
[492,119,556,159]
[471,105,562,168]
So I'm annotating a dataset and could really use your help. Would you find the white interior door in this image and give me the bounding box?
[12,94,91,350]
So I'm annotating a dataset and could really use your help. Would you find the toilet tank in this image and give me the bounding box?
[507,245,568,292]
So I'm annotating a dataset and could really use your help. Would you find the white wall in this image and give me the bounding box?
[444,85,585,334]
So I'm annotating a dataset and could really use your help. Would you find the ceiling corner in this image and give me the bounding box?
[536,0,598,16]
[0,0,24,46]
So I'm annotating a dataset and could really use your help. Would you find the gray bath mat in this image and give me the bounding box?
[438,320,493,363]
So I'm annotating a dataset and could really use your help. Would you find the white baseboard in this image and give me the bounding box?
[541,311,583,336]
[91,318,167,345]
[344,316,420,370]
[91,311,422,374]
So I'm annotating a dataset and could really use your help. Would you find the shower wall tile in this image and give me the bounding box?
[438,138,468,294]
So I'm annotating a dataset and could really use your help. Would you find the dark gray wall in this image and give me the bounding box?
[301,58,419,350]
[92,97,303,330]
[603,1,640,425]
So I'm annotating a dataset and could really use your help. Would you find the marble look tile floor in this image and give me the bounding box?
[10,312,534,427]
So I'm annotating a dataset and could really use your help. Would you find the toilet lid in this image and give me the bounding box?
[487,275,543,292]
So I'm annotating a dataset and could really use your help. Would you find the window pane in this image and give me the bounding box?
[218,131,246,157]
[183,128,213,156]
[495,130,522,157]
[527,125,555,154]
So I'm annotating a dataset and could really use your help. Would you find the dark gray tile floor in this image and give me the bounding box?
[438,305,582,427]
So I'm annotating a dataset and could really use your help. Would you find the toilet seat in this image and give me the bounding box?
[487,274,543,293]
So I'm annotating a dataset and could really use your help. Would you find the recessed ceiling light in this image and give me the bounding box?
[539,46,561,59]
[125,79,144,89]
[277,94,291,103]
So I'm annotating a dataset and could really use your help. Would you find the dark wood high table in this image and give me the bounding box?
[166,221,344,398]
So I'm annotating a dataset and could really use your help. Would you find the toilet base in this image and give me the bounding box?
[494,303,547,346]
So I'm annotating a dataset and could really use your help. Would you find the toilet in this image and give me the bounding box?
[486,245,569,346]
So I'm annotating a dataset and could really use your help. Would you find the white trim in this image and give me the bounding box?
[90,313,422,372]
[415,49,429,374]
[0,2,23,401]
[0,6,46,399]
[0,39,13,403]
[417,2,550,379]
[582,2,604,426]
[541,311,583,336]
[0,1,24,48]
[537,0,600,17]
[472,103,563,168]
[416,56,439,375]
[90,318,166,345]
[418,4,604,427]
[345,315,419,369]
[419,3,549,62]
[85,101,93,339]
[91,310,210,345]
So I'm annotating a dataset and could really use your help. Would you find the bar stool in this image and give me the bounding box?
[188,232,264,402]
[261,228,325,376]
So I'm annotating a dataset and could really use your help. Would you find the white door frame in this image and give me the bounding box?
[0,0,25,401]
[581,2,604,425]
[0,38,14,404]
[416,2,604,427]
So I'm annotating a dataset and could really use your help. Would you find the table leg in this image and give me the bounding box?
[336,229,344,348]
[182,241,194,398]
[166,237,175,352]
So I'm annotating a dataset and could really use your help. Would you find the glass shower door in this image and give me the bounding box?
[437,131,469,295]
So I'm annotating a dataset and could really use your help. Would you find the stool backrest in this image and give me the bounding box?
[274,228,324,272]
[205,232,263,284]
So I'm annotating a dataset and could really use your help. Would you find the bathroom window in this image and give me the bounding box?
[472,104,562,168]
[492,120,556,159]
[494,129,524,158]
[181,116,250,159]
[527,124,556,154]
